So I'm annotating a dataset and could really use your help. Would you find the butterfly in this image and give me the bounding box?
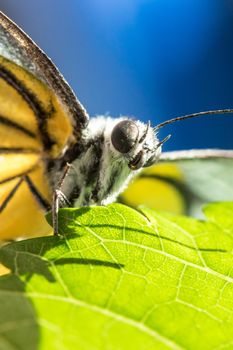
[0,11,232,240]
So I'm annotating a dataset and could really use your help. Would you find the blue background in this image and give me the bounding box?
[2,0,233,151]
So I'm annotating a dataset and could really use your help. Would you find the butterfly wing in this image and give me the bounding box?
[120,150,233,217]
[0,156,52,239]
[0,12,88,239]
[0,11,89,137]
[120,163,187,215]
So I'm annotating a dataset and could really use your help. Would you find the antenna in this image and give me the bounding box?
[154,109,233,130]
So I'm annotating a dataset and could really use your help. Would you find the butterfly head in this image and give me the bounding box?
[111,119,167,170]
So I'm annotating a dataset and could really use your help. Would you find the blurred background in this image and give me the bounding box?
[1,0,233,151]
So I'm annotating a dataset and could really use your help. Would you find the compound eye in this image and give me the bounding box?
[111,120,139,154]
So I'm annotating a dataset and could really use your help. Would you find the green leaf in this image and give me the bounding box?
[0,203,233,349]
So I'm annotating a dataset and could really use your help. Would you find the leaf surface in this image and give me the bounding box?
[0,203,233,349]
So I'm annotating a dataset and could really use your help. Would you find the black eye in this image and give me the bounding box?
[111,120,139,153]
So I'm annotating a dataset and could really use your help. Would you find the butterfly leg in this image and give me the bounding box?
[52,163,72,236]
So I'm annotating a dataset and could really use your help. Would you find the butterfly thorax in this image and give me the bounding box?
[54,116,161,207]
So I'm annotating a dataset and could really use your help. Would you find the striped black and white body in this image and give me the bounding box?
[53,116,161,208]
